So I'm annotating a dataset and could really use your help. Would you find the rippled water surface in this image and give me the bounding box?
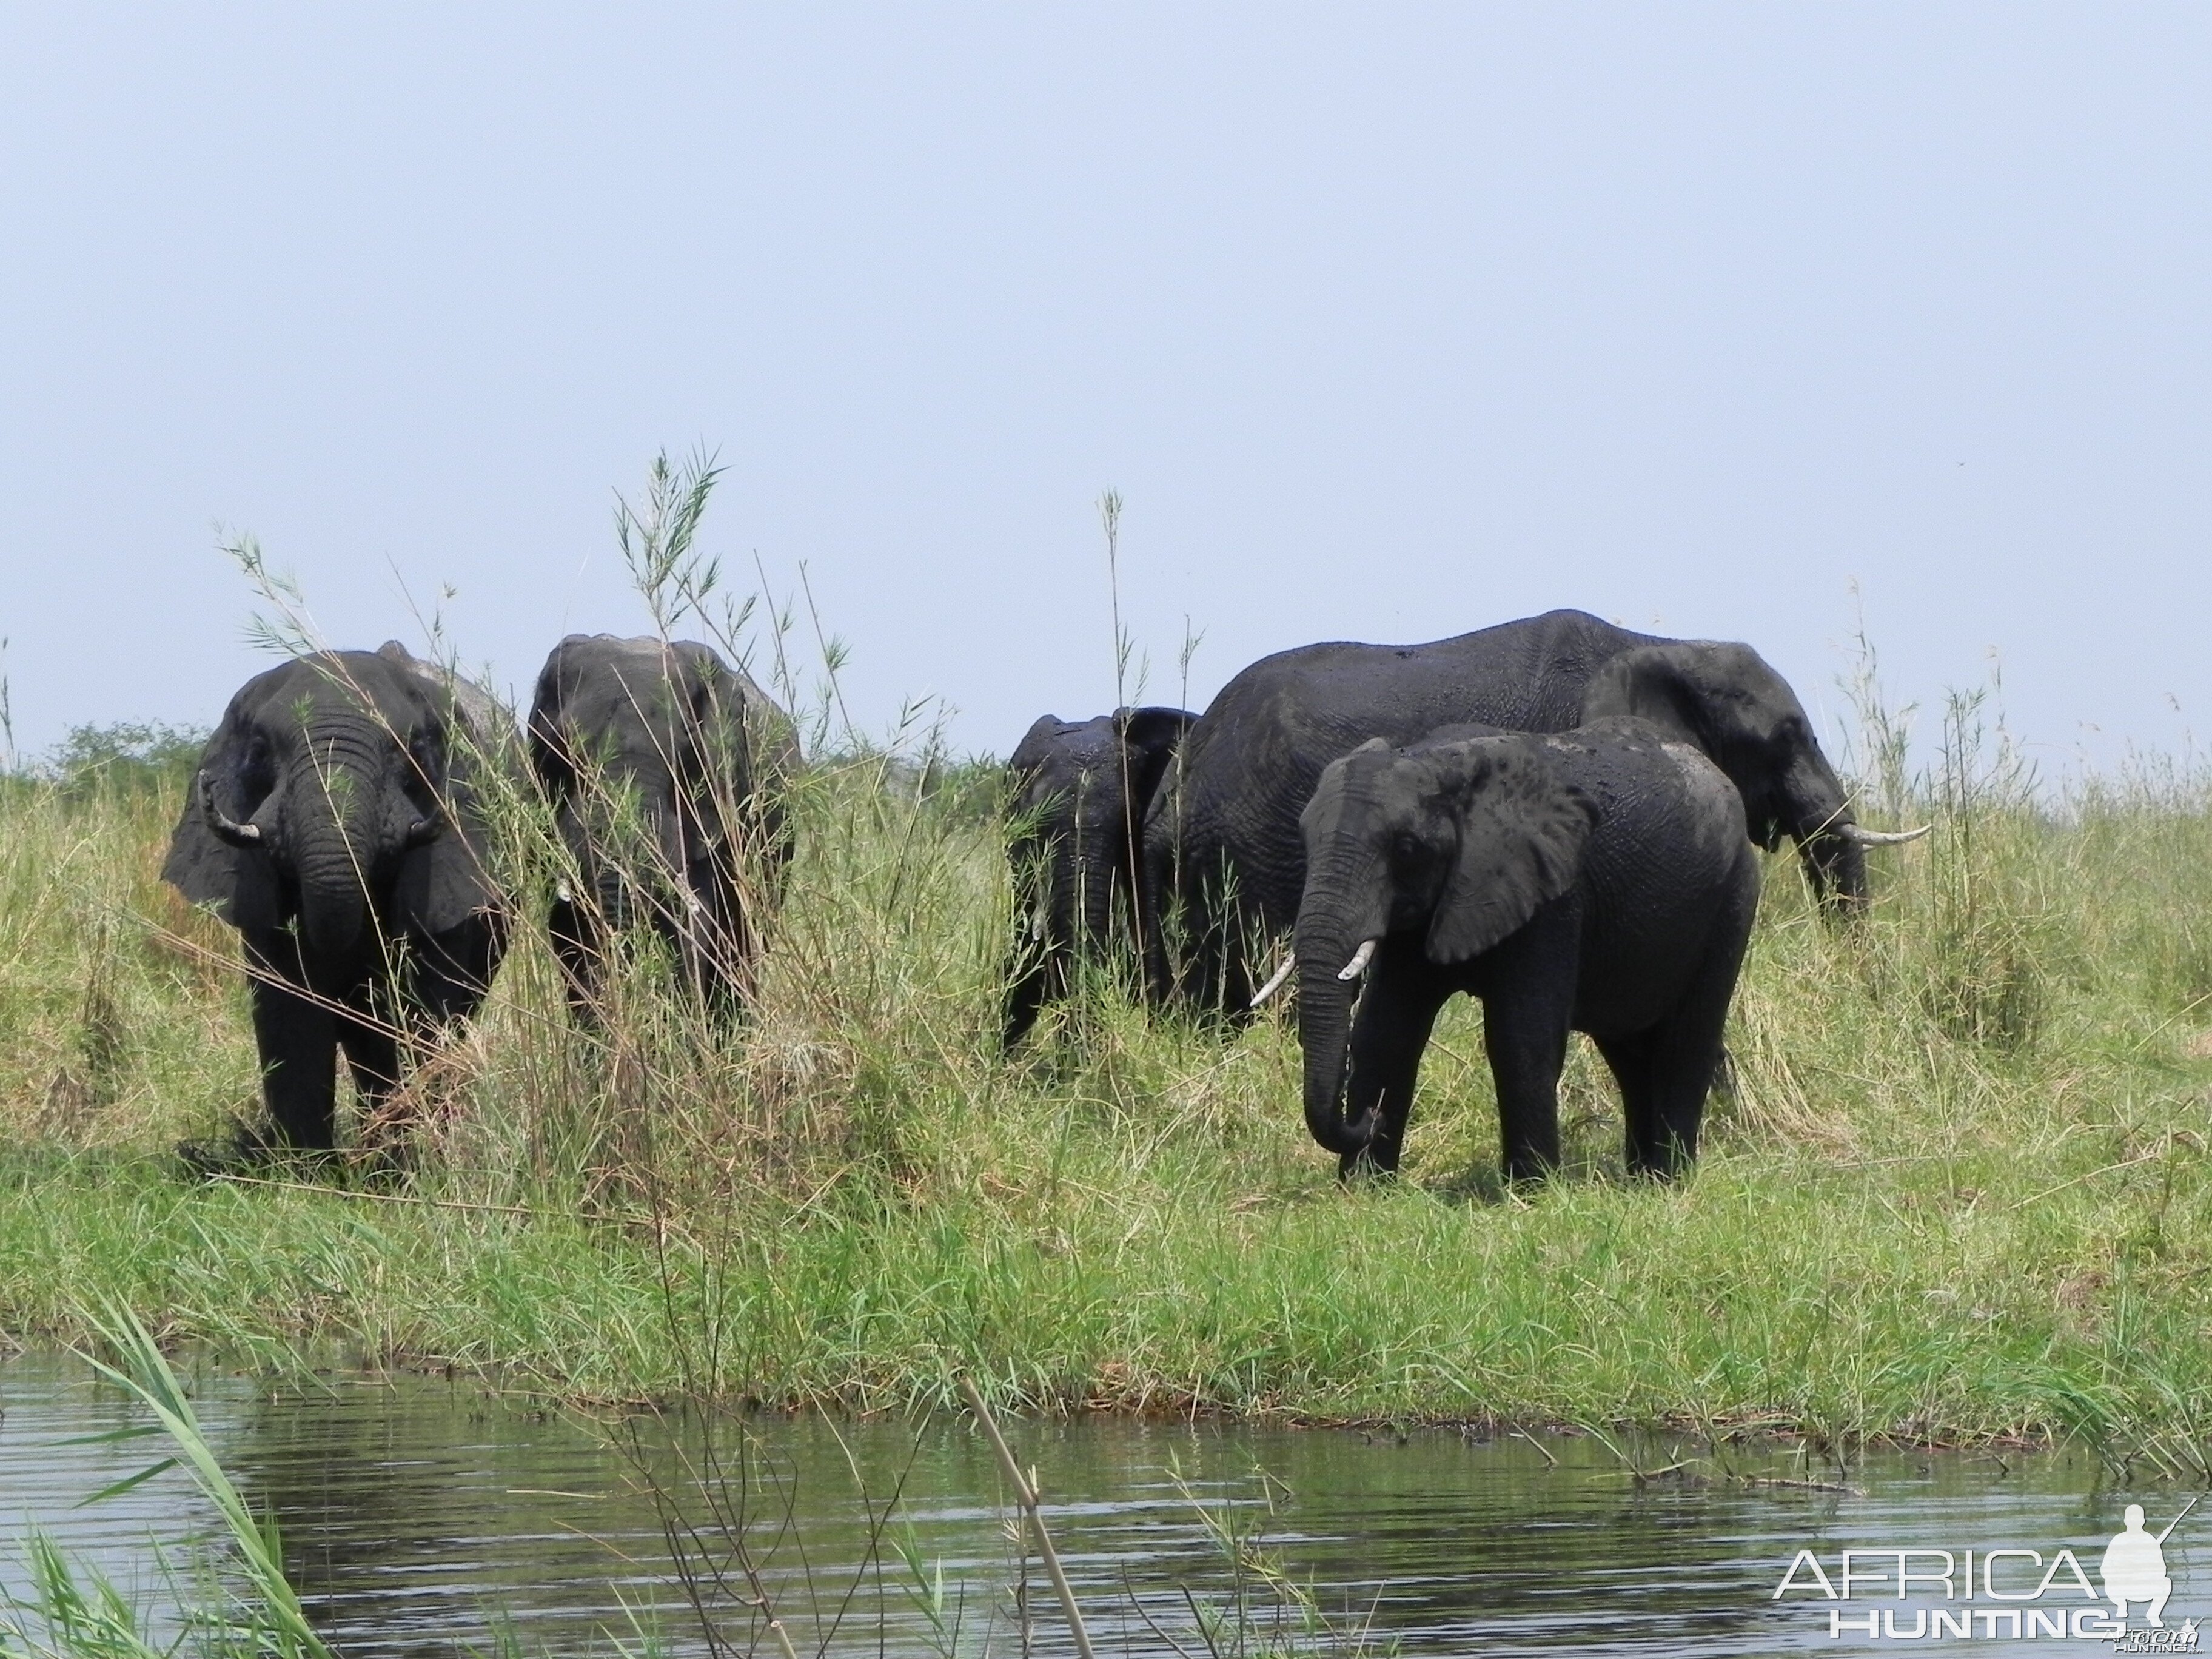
[0,1351,2200,1655]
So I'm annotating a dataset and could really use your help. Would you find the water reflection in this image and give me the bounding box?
[0,1352,2200,1655]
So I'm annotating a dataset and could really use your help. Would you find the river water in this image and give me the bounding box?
[0,1350,2200,1656]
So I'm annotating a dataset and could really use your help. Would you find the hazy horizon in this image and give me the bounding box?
[5,5,2208,774]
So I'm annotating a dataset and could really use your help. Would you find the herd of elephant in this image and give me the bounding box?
[161,609,1923,1184]
[1000,608,1925,1182]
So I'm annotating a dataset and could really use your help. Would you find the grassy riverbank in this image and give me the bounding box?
[3,715,2212,1453]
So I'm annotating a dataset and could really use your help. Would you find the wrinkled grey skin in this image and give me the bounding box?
[1001,706,1194,1048]
[162,645,511,1164]
[528,635,800,1020]
[1296,719,1760,1184]
[1147,609,1872,1013]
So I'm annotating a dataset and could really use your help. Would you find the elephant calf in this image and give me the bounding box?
[528,634,800,1020]
[1001,706,1193,1047]
[163,645,511,1169]
[1295,717,1760,1184]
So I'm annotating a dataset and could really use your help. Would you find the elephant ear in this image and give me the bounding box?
[1578,644,1715,747]
[1008,714,1067,777]
[1583,640,1821,851]
[526,640,589,800]
[392,679,504,938]
[727,660,802,787]
[394,821,500,936]
[1114,706,1196,809]
[1426,739,1599,964]
[670,642,760,833]
[160,703,281,933]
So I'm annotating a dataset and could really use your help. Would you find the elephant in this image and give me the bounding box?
[1000,706,1195,1048]
[528,634,800,1020]
[1295,718,1761,1183]
[1144,608,1920,1013]
[162,643,512,1168]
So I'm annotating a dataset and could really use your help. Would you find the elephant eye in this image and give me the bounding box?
[236,737,276,806]
[533,736,575,790]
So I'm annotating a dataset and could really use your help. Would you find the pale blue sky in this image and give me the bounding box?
[4,5,2208,771]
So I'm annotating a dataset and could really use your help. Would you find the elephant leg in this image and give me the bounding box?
[702,929,749,1025]
[1628,1036,1713,1181]
[1630,921,1753,1179]
[249,977,339,1151]
[1627,973,1743,1185]
[1483,1014,1569,1184]
[668,903,711,1015]
[1620,1019,1710,1179]
[1002,938,1062,1050]
[698,908,752,1028]
[1114,856,1151,995]
[1593,1029,1661,1172]
[550,896,605,1025]
[1172,851,1236,1017]
[411,916,503,1029]
[1221,901,1276,1029]
[338,1005,403,1120]
[1339,957,1451,1179]
[1472,910,1580,1184]
[381,916,504,1162]
[708,868,757,1019]
[665,886,747,1027]
[340,999,417,1175]
[1479,985,1577,1186]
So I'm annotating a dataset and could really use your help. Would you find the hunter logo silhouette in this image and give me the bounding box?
[2104,1496,2200,1629]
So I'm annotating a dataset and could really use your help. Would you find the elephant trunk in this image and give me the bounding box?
[999,833,1059,1048]
[1798,823,1869,915]
[1780,753,1869,916]
[284,742,381,960]
[555,794,624,928]
[1293,889,1378,1157]
[646,796,695,928]
[573,777,689,931]
[1072,810,1121,957]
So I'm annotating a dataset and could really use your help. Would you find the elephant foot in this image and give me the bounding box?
[175,1125,270,1182]
[174,1123,339,1185]
[1337,1147,1402,1184]
[347,1136,415,1190]
[1501,1159,1556,1192]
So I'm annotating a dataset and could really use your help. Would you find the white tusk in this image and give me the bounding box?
[1837,822,1932,846]
[555,881,575,905]
[1337,939,1378,981]
[198,773,262,843]
[1248,953,1297,1008]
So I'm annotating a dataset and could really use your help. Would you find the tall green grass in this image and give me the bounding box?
[4,679,2211,1450]
[3,468,2211,1450]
